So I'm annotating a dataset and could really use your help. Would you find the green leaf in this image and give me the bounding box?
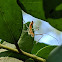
[55,4,62,11]
[2,41,16,49]
[0,57,23,62]
[47,46,62,62]
[43,0,62,19]
[25,58,35,62]
[0,0,23,43]
[17,0,46,20]
[43,0,62,31]
[31,42,48,54]
[18,23,34,53]
[46,18,62,31]
[36,46,57,59]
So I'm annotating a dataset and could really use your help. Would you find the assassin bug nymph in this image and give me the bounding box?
[23,21,58,43]
[27,21,34,37]
[23,20,39,37]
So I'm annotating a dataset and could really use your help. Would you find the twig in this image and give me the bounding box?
[0,44,46,62]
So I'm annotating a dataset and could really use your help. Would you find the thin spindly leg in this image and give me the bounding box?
[35,34,43,44]
[23,20,29,28]
[23,30,28,32]
[34,23,39,28]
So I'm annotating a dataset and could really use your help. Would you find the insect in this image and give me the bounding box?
[23,20,39,37]
[24,21,58,43]
[28,21,34,37]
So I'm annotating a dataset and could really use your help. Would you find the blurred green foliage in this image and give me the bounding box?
[0,0,23,43]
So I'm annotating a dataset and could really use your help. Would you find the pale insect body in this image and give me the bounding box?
[27,21,39,37]
[24,21,38,37]
[23,21,34,37]
[28,21,34,37]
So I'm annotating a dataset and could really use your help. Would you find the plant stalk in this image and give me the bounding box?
[0,44,46,62]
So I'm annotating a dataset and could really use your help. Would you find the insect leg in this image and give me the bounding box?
[35,34,43,43]
[23,20,29,28]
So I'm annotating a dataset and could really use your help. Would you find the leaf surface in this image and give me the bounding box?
[47,46,62,62]
[36,46,57,59]
[18,23,34,53]
[0,0,23,43]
